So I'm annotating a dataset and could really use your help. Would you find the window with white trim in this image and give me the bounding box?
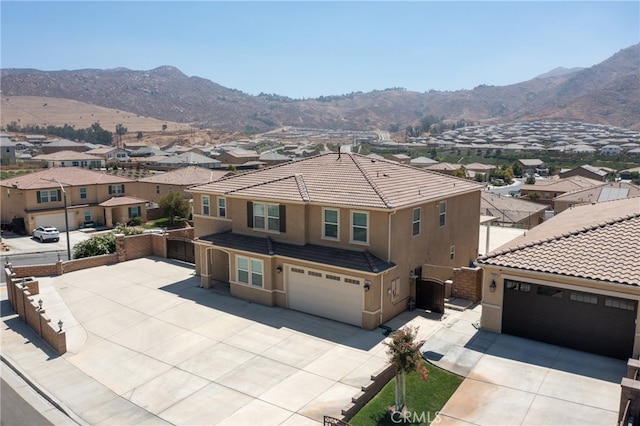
[391,277,400,302]
[156,185,160,194]
[36,189,61,204]
[450,245,455,260]
[109,184,125,195]
[84,209,92,222]
[236,256,263,287]
[128,206,141,218]
[80,187,87,199]
[253,203,280,231]
[323,208,339,239]
[439,201,446,227]
[218,197,226,218]
[202,195,210,215]
[351,211,368,244]
[412,207,421,236]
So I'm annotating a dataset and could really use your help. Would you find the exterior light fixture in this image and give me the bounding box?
[364,280,371,291]
[38,299,43,310]
[489,280,497,293]
[276,266,283,273]
[58,319,63,332]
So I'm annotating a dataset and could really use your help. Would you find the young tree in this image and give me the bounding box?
[384,325,428,413]
[159,192,190,225]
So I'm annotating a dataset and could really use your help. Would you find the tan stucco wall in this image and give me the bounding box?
[131,182,189,205]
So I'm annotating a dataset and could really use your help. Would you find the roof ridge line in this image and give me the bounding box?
[225,174,300,195]
[349,153,394,209]
[480,212,640,260]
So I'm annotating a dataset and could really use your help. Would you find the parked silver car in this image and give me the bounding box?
[33,226,60,242]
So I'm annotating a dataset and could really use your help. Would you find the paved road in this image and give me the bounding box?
[1,376,53,426]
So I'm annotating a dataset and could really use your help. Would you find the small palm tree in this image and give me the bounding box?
[384,325,429,413]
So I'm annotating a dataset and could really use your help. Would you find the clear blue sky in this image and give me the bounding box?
[1,1,638,99]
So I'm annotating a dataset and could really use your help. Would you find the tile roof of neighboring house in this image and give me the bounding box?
[31,150,104,161]
[464,162,496,172]
[198,232,395,274]
[478,197,640,286]
[518,159,544,166]
[155,152,221,165]
[225,149,259,158]
[553,182,640,203]
[409,156,439,165]
[481,193,547,224]
[578,164,608,177]
[189,152,481,209]
[424,162,462,172]
[86,147,124,155]
[137,166,230,186]
[259,152,291,161]
[520,176,602,193]
[44,139,84,147]
[99,196,148,207]
[0,167,133,190]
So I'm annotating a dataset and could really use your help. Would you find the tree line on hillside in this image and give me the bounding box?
[4,122,113,145]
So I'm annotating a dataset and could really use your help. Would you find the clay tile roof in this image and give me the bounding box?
[0,167,133,189]
[32,150,103,161]
[99,196,148,207]
[137,166,230,186]
[189,152,481,209]
[478,197,640,286]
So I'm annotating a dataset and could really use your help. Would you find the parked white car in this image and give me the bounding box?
[33,226,60,242]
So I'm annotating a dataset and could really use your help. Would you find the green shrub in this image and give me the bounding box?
[73,233,116,259]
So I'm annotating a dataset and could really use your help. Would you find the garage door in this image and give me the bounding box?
[287,266,363,327]
[34,212,75,232]
[502,279,637,359]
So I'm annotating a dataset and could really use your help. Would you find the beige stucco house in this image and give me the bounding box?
[0,167,143,233]
[188,152,482,329]
[478,197,640,359]
[134,166,231,204]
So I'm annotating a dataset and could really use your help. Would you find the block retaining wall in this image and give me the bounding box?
[341,363,396,420]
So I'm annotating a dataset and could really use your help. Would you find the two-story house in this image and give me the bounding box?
[188,152,481,329]
[0,167,145,233]
[31,150,105,169]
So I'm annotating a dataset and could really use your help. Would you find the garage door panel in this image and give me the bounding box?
[503,281,636,359]
[287,267,362,327]
[34,212,75,232]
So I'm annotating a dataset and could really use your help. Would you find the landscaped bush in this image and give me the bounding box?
[72,224,143,259]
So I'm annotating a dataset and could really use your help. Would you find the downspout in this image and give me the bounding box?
[381,209,397,325]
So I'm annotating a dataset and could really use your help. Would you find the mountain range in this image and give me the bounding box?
[1,44,639,132]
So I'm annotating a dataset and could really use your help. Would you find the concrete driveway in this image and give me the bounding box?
[3,257,393,425]
[433,332,626,425]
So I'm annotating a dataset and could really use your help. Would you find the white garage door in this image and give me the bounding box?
[34,212,75,232]
[287,266,363,326]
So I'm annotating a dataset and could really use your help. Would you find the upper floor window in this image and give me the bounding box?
[79,187,87,199]
[412,208,421,236]
[450,245,455,261]
[247,201,285,232]
[351,211,368,244]
[439,201,447,227]
[109,184,125,195]
[36,189,61,204]
[237,256,263,287]
[218,197,226,218]
[155,185,160,194]
[202,195,210,216]
[323,208,339,239]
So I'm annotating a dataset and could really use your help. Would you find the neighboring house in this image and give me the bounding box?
[518,159,548,176]
[520,176,602,206]
[153,152,222,169]
[135,166,231,204]
[464,163,496,180]
[481,192,547,229]
[424,162,464,176]
[0,135,17,165]
[478,197,640,360]
[188,152,482,329]
[553,181,640,213]
[601,145,623,156]
[388,153,411,164]
[41,139,87,154]
[31,150,105,169]
[409,156,439,168]
[216,149,260,166]
[0,167,139,233]
[559,164,608,182]
[258,151,292,166]
[129,147,167,158]
[86,147,130,163]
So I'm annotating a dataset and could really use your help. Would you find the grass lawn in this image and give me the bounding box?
[349,361,463,426]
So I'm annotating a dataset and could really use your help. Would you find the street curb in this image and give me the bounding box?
[1,354,87,426]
